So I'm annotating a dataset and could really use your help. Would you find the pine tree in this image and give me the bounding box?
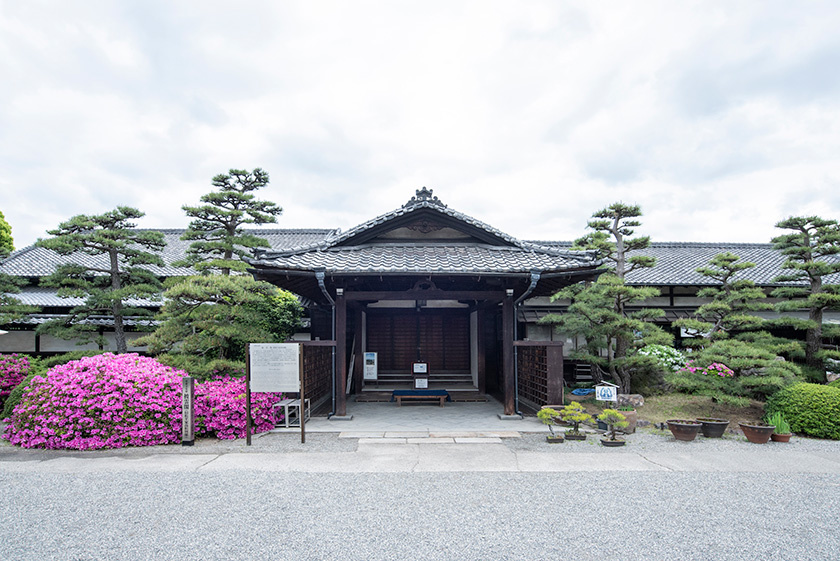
[177,168,282,275]
[771,216,840,377]
[0,210,13,257]
[144,169,300,376]
[35,207,165,353]
[543,203,669,393]
[673,252,801,378]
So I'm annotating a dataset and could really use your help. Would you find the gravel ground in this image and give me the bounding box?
[2,427,840,560]
[2,469,838,560]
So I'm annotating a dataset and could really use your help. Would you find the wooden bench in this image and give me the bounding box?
[392,390,450,407]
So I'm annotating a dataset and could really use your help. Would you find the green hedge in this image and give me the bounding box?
[828,379,840,389]
[765,383,840,440]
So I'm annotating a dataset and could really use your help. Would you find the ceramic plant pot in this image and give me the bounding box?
[601,438,626,447]
[697,417,730,438]
[565,433,587,441]
[546,435,565,443]
[667,419,702,441]
[770,433,792,442]
[740,423,775,444]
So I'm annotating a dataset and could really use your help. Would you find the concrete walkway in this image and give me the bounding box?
[284,394,547,433]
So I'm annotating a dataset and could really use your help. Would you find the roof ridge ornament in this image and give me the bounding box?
[404,187,446,208]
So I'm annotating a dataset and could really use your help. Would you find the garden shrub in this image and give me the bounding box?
[637,345,686,371]
[0,354,32,410]
[828,379,840,389]
[194,377,280,439]
[765,383,840,440]
[3,353,283,450]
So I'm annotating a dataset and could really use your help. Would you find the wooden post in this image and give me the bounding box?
[476,308,486,394]
[336,290,347,416]
[353,306,364,394]
[502,292,515,415]
[245,343,252,446]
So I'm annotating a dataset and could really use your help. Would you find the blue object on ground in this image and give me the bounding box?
[390,390,452,402]
[571,388,595,396]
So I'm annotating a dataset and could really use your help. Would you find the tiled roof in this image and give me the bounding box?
[250,190,599,275]
[531,241,840,286]
[250,244,596,275]
[0,229,336,277]
[4,313,157,327]
[11,287,162,307]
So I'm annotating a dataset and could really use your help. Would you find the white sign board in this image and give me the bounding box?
[414,377,429,389]
[595,384,618,402]
[250,343,301,393]
[413,362,428,374]
[363,352,378,381]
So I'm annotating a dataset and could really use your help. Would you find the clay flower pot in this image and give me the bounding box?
[697,417,730,438]
[546,435,565,443]
[770,432,792,442]
[667,419,702,441]
[600,438,626,447]
[740,423,775,444]
[565,433,587,441]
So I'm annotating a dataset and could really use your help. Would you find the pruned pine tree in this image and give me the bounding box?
[771,216,840,377]
[544,203,668,393]
[674,252,772,342]
[145,169,300,377]
[177,168,282,275]
[673,252,801,378]
[0,210,13,257]
[35,207,165,353]
[137,275,301,378]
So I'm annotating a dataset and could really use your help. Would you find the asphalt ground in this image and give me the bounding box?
[2,430,840,560]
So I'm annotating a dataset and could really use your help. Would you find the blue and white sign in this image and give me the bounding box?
[595,383,618,402]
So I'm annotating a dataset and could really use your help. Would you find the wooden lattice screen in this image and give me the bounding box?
[515,341,564,410]
[301,342,334,408]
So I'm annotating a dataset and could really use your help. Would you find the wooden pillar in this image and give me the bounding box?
[502,292,515,415]
[336,290,347,416]
[353,306,364,395]
[476,308,486,394]
[546,344,565,405]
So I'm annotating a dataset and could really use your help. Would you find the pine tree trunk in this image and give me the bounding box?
[808,276,825,378]
[109,249,127,354]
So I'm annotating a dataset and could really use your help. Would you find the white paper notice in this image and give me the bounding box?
[250,343,300,393]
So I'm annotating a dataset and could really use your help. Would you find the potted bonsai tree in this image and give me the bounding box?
[598,409,629,447]
[767,411,792,442]
[537,407,564,443]
[560,402,592,441]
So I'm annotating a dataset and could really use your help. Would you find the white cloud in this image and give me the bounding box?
[2,0,840,250]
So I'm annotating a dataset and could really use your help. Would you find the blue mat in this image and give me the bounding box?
[570,388,595,396]
[391,390,452,402]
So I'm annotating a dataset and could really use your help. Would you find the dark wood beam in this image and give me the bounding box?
[335,291,347,416]
[345,289,504,302]
[502,293,515,415]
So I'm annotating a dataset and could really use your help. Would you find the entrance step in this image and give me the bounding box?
[354,391,488,403]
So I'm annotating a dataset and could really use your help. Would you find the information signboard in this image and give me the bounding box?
[363,352,378,381]
[249,343,301,393]
[595,383,618,402]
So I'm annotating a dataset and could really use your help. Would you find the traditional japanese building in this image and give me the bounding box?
[246,188,602,416]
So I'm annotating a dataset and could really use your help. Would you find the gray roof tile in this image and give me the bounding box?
[0,229,336,277]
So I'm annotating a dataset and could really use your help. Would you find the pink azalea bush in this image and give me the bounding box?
[194,377,282,440]
[3,353,284,450]
[0,353,31,407]
[680,360,735,378]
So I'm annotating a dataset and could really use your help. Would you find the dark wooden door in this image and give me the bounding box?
[367,310,470,373]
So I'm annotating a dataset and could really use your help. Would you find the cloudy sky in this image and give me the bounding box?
[2,1,840,250]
